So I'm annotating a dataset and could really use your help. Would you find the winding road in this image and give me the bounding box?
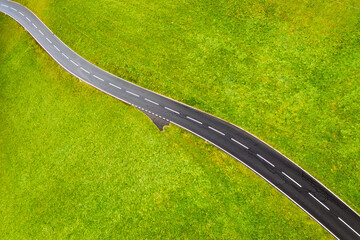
[1,0,359,239]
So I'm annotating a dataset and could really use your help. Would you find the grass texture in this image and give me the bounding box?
[1,0,359,239]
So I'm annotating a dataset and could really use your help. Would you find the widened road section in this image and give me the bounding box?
[1,1,359,239]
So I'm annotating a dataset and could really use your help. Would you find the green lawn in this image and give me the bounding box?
[1,0,359,239]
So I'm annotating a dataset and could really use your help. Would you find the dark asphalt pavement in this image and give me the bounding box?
[1,0,359,239]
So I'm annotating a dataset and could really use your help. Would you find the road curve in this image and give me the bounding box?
[1,0,359,239]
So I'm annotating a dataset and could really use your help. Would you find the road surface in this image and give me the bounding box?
[1,0,359,239]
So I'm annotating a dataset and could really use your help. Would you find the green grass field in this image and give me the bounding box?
[1,0,359,238]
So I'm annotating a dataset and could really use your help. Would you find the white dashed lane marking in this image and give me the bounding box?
[32,23,37,28]
[145,98,159,105]
[164,107,180,114]
[19,11,24,16]
[132,104,169,121]
[308,193,330,211]
[282,172,302,188]
[208,126,225,136]
[126,90,139,97]
[26,17,30,22]
[62,53,69,59]
[70,60,78,66]
[10,7,16,11]
[80,67,90,74]
[93,75,104,82]
[256,154,275,167]
[109,83,122,90]
[39,30,44,35]
[186,116,202,125]
[338,217,360,237]
[1,4,9,7]
[231,138,249,149]
[46,37,52,43]
[54,45,60,51]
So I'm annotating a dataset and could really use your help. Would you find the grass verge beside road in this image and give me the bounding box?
[1,0,359,238]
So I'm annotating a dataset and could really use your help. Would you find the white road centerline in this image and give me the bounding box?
[282,172,302,188]
[257,154,275,167]
[186,116,203,124]
[93,75,104,81]
[10,7,16,11]
[126,90,139,97]
[26,17,31,22]
[80,67,90,74]
[231,138,249,149]
[1,4,9,7]
[338,217,360,237]
[39,30,44,35]
[32,23,37,28]
[19,11,24,16]
[46,37,52,44]
[62,53,69,59]
[164,106,180,114]
[70,60,78,66]
[208,126,225,136]
[109,83,122,90]
[145,98,159,105]
[308,193,330,211]
[53,45,60,51]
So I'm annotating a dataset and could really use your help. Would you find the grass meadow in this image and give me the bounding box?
[1,0,359,239]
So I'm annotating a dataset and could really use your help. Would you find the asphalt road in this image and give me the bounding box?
[1,0,359,239]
